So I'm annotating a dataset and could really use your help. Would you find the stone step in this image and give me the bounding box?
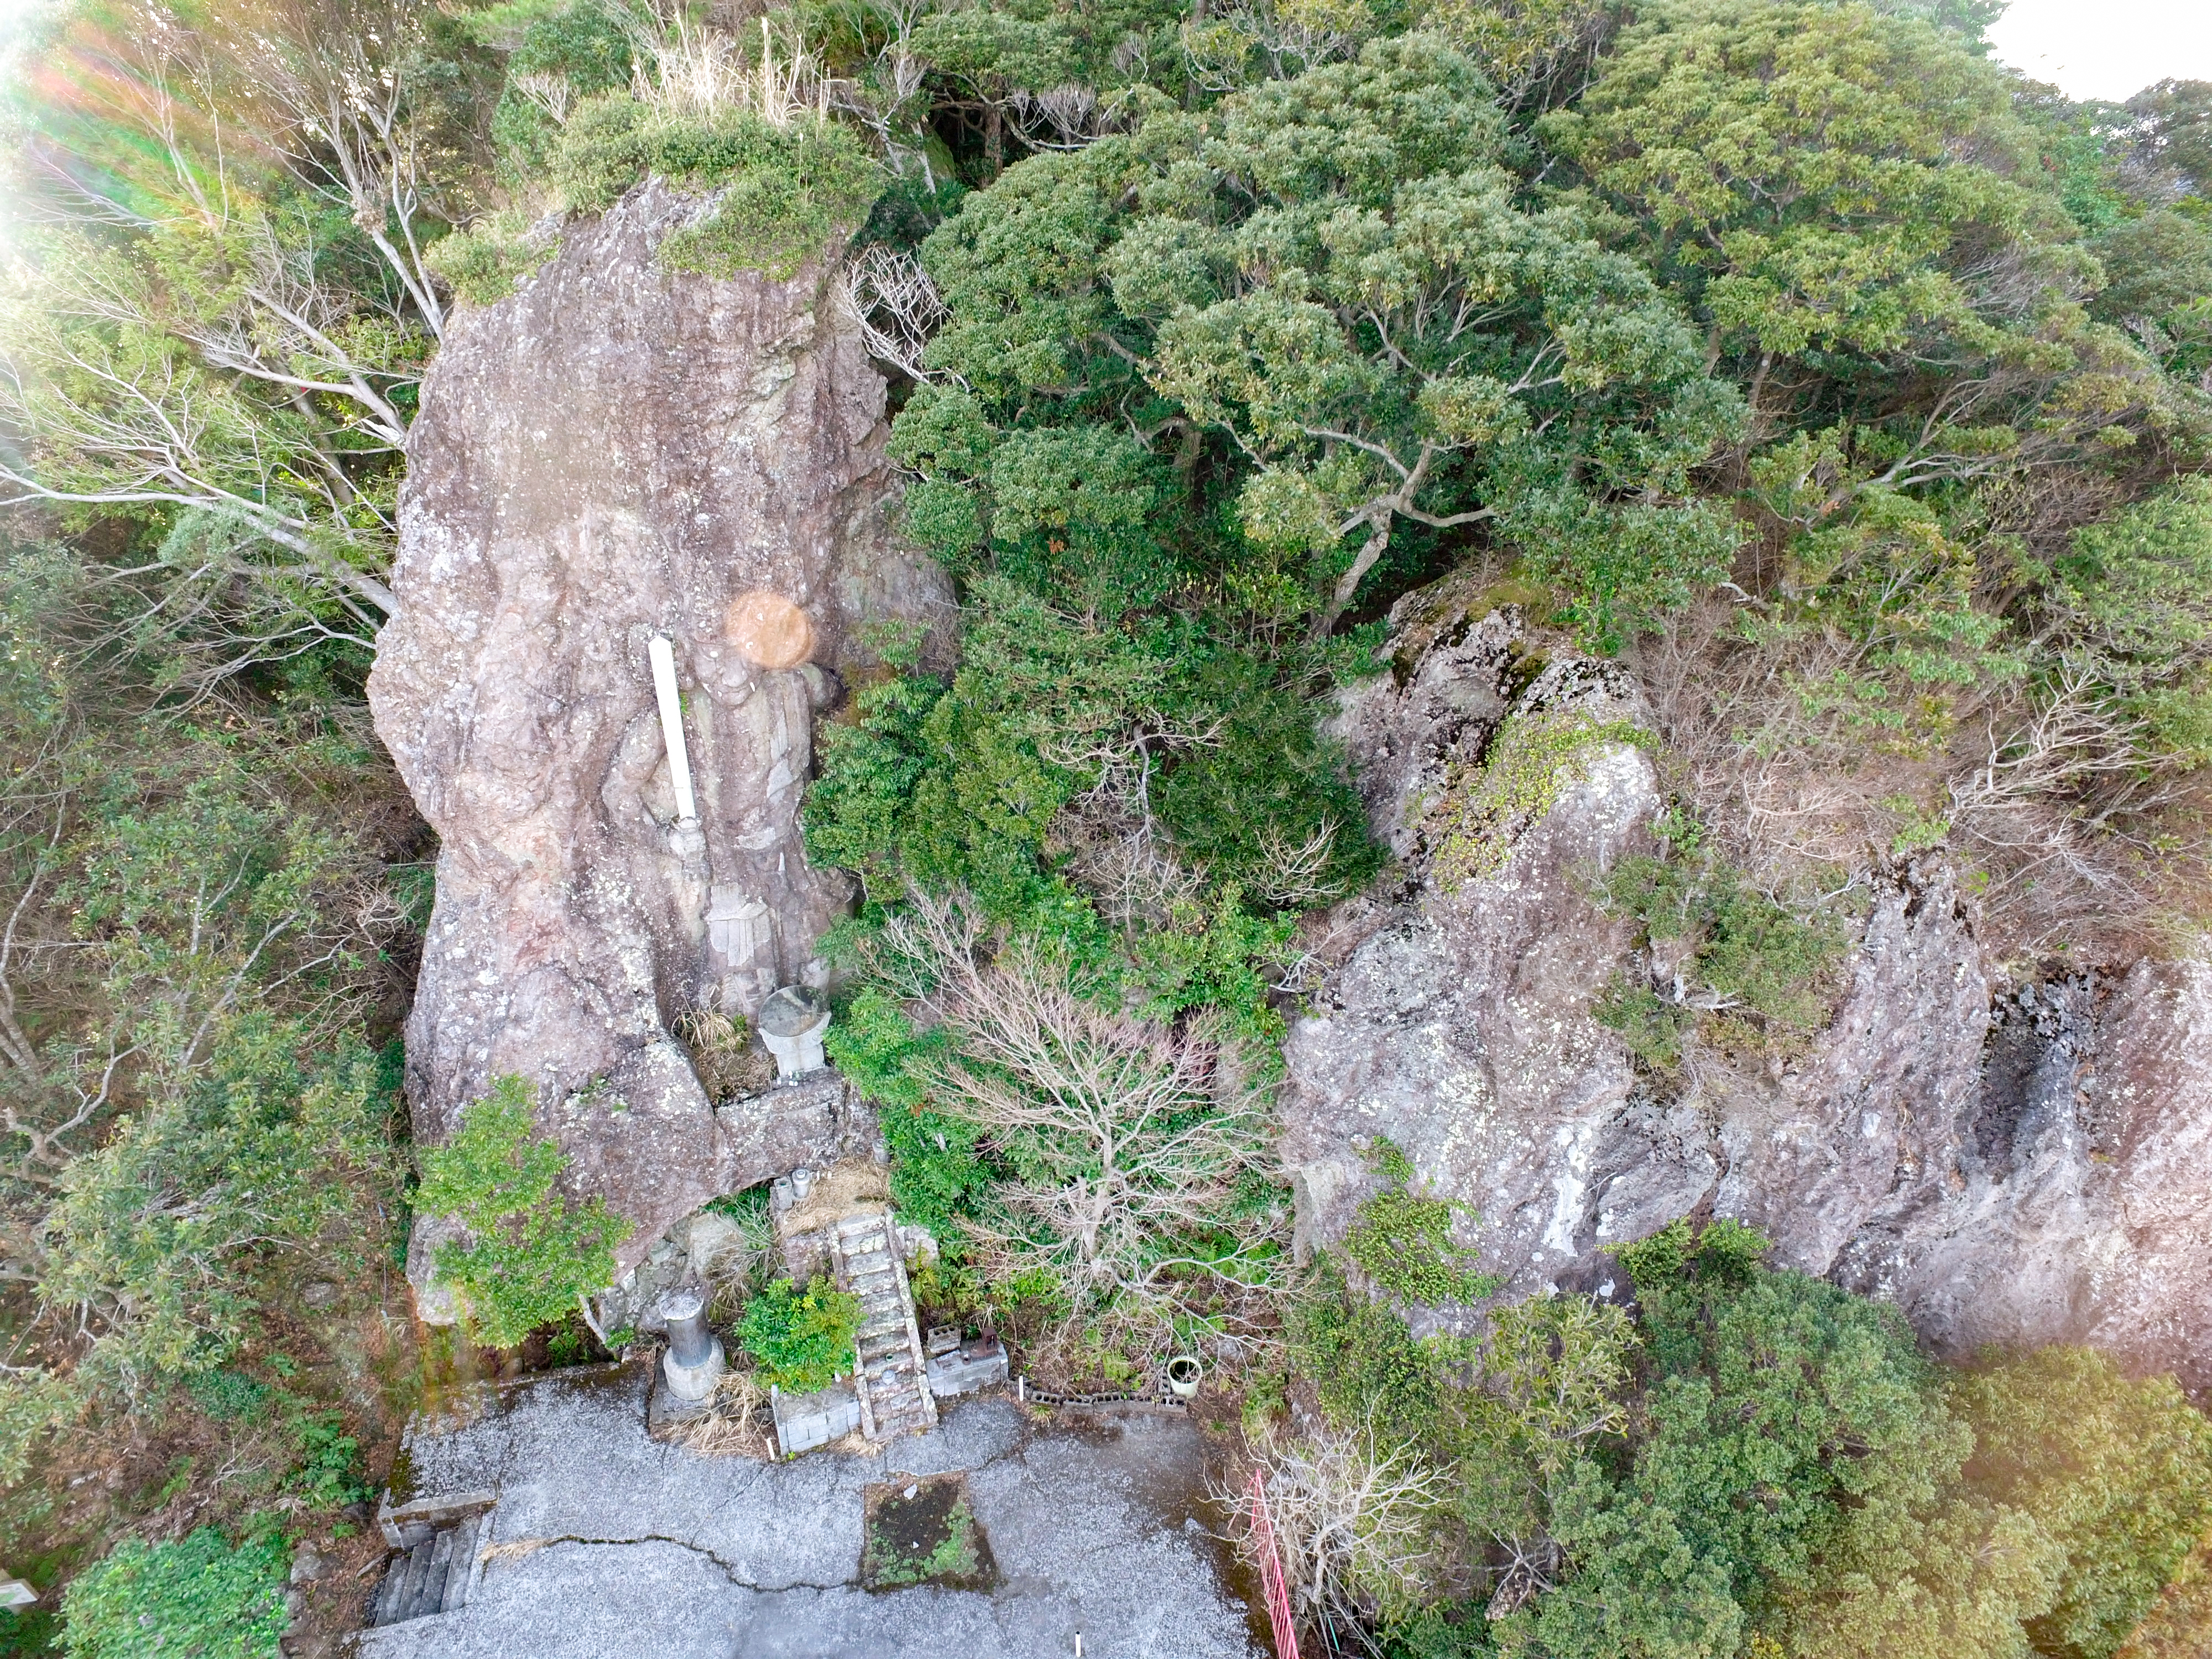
[442,1516,478,1614]
[826,1204,937,1444]
[371,1516,478,1627]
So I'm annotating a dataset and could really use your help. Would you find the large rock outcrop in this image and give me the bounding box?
[1280,575,2212,1390]
[369,181,946,1293]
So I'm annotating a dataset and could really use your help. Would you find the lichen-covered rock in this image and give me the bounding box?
[1281,582,1679,1317]
[1281,576,2212,1389]
[369,180,945,1299]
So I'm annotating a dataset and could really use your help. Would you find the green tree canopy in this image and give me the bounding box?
[895,30,1744,647]
[1957,1347,2212,1659]
[415,1076,631,1349]
[1543,0,2203,495]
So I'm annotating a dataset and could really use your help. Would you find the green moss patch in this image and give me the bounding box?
[859,1473,994,1591]
[1432,709,1647,888]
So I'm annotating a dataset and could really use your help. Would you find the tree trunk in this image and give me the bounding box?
[1312,520,1391,642]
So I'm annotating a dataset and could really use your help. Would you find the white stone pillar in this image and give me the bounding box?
[648,635,702,835]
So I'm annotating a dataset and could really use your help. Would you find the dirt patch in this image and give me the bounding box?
[858,1472,995,1592]
[779,1160,889,1240]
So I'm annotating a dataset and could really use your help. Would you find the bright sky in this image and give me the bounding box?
[1988,0,2212,102]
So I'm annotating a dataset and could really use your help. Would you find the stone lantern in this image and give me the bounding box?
[659,1286,725,1405]
[757,984,831,1079]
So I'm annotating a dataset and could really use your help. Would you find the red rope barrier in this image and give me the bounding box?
[1247,1469,1301,1659]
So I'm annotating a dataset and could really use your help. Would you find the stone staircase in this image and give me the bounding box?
[370,1514,479,1627]
[831,1211,936,1442]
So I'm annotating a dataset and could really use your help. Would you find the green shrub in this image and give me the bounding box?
[184,1369,269,1426]
[805,579,1378,931]
[487,0,634,176]
[1595,847,1850,1060]
[61,1528,287,1659]
[1591,977,1692,1073]
[737,1276,863,1394]
[425,210,560,306]
[1288,1259,1450,1446]
[1598,1218,2062,1659]
[39,1020,394,1387]
[2118,1535,2212,1659]
[1343,1138,1500,1306]
[285,1408,372,1510]
[415,1076,632,1349]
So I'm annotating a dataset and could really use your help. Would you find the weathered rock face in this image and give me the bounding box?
[369,181,946,1292]
[1280,576,2212,1390]
[1837,958,2212,1392]
[1280,596,1677,1321]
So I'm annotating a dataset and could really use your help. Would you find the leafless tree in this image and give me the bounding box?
[1218,1415,1451,1639]
[0,0,474,656]
[871,895,1287,1356]
[839,245,949,384]
[1005,84,1138,152]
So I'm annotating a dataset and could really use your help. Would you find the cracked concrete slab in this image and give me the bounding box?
[354,1363,1260,1658]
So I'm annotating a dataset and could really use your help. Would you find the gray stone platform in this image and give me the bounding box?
[351,1361,1259,1658]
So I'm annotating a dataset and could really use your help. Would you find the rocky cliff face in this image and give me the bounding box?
[368,181,944,1295]
[1280,575,2212,1390]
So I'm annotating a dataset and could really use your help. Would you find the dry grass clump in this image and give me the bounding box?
[666,1369,773,1458]
[1629,598,2212,972]
[672,1009,777,1102]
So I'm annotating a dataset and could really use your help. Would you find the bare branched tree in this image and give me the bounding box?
[839,244,949,384]
[1219,1415,1451,1638]
[872,894,1287,1357]
[1005,83,1136,151]
[0,0,475,670]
